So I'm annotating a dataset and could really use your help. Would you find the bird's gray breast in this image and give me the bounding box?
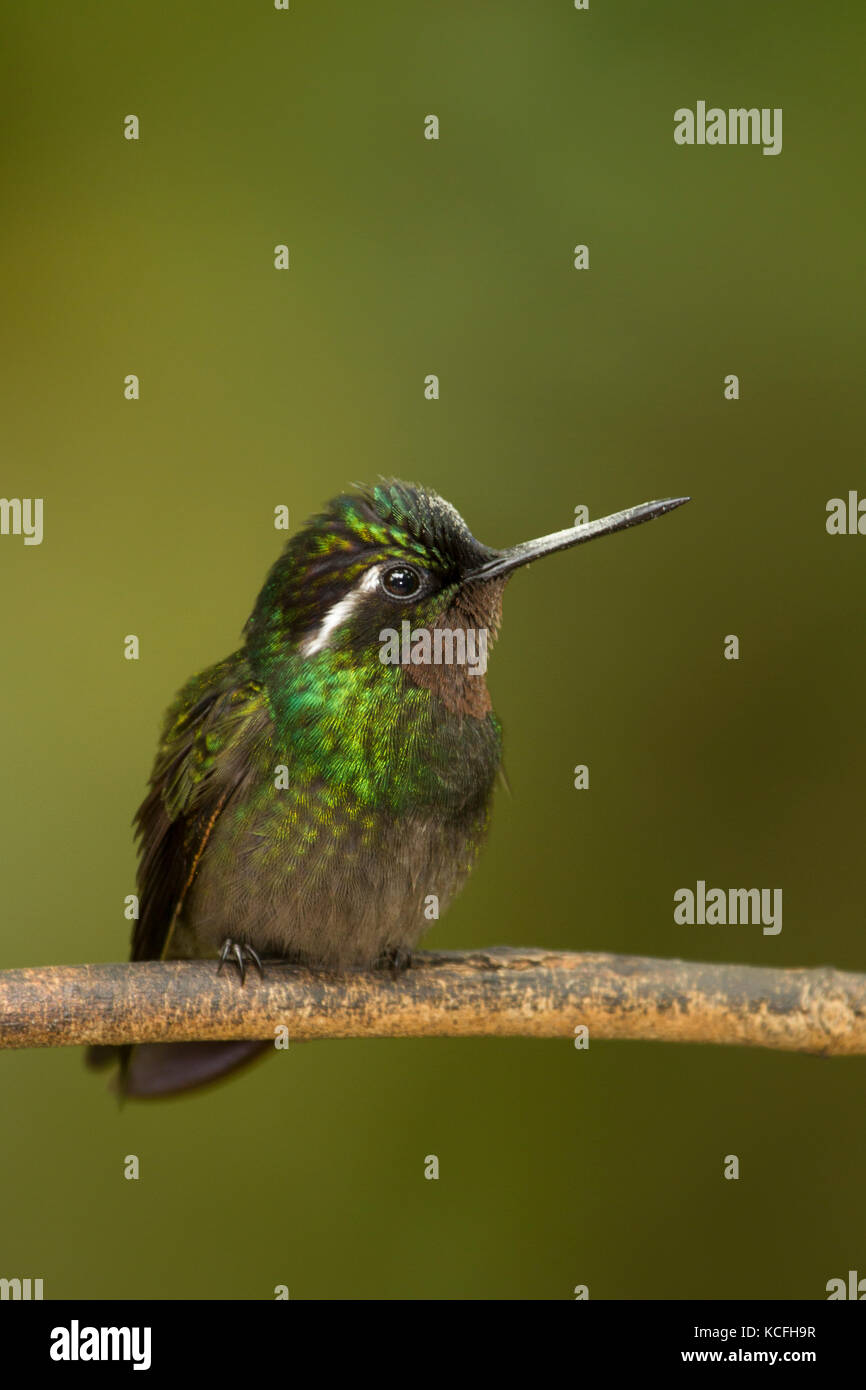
[181,795,489,971]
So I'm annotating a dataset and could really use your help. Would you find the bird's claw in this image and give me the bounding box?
[217,939,264,985]
[375,945,413,974]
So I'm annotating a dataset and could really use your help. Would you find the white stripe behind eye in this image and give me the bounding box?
[300,565,383,657]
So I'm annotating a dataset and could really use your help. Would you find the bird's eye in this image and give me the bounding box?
[379,564,423,600]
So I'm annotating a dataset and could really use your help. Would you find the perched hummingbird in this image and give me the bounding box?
[88,481,687,1096]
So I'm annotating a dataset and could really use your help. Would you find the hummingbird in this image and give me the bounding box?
[88,481,688,1097]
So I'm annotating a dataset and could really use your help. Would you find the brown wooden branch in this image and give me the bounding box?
[1,950,866,1055]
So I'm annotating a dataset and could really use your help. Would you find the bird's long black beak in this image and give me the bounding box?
[464,496,690,583]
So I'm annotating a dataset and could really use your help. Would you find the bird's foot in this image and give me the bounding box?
[217,939,264,985]
[375,945,413,974]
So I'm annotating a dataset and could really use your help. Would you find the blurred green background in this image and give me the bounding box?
[1,0,865,1299]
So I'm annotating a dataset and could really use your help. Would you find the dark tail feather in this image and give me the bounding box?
[85,1041,271,1098]
[85,1044,117,1070]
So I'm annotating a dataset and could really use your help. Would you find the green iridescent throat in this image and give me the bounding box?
[258,648,501,816]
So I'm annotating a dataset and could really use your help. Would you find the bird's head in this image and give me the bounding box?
[246,479,687,715]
